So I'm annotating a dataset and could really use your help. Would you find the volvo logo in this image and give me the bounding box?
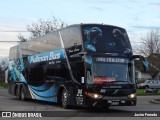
[112,89,119,95]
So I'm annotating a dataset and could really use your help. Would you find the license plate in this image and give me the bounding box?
[111,102,119,105]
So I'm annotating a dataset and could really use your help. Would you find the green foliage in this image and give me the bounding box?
[0,83,8,88]
[136,89,160,95]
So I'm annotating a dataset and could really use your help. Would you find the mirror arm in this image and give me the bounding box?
[132,55,148,73]
[132,55,142,60]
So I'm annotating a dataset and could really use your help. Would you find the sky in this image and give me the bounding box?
[0,0,160,57]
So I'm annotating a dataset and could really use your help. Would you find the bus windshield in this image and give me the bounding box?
[87,59,135,85]
[93,63,128,84]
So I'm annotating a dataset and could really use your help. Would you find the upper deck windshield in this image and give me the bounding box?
[82,25,132,54]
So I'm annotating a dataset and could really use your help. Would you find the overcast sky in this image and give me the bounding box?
[0,0,160,57]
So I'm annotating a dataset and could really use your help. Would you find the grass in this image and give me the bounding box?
[0,83,8,88]
[136,89,160,95]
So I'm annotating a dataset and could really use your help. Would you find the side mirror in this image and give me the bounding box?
[78,52,87,56]
[133,55,148,72]
[140,56,148,72]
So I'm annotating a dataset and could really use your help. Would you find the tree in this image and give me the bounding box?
[0,57,8,82]
[138,29,160,78]
[18,33,28,42]
[147,53,160,78]
[18,16,68,41]
[138,29,160,56]
[0,57,8,71]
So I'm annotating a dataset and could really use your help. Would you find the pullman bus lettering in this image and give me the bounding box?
[29,51,62,64]
[7,23,148,109]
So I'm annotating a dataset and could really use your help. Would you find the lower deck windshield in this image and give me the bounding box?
[87,59,135,84]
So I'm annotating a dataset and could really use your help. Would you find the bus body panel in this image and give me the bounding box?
[8,24,139,108]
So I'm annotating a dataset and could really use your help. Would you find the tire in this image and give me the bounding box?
[145,85,149,89]
[15,86,21,100]
[100,106,110,110]
[20,86,26,101]
[61,89,70,109]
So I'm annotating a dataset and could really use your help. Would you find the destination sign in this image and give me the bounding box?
[95,57,128,63]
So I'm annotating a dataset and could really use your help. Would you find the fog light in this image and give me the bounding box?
[128,93,136,99]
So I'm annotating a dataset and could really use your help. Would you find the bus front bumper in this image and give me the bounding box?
[83,95,137,108]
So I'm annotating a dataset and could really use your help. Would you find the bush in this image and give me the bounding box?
[0,83,8,88]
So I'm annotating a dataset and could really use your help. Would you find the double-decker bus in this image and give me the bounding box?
[8,24,148,109]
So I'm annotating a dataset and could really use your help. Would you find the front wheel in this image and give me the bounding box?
[61,89,71,109]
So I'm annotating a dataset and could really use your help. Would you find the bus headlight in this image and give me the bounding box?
[85,92,103,99]
[128,93,136,99]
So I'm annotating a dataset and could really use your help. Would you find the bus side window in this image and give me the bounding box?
[71,62,84,82]
[44,64,71,81]
[29,67,44,83]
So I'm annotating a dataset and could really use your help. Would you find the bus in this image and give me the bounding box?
[8,24,148,109]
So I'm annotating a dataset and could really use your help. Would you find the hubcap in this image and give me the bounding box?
[62,91,67,106]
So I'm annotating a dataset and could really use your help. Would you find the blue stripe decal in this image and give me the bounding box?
[28,82,57,102]
[13,68,27,83]
[28,84,57,102]
[29,83,51,91]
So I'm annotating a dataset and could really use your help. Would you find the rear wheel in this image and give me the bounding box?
[20,86,26,101]
[61,89,70,109]
[15,86,21,100]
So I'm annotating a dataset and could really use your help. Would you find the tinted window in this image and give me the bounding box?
[9,46,20,60]
[43,63,71,80]
[82,25,132,54]
[60,26,82,48]
[28,66,44,84]
[20,31,61,56]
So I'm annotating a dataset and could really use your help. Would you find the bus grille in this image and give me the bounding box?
[103,96,128,100]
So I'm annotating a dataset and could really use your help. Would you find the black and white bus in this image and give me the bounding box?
[8,24,148,108]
